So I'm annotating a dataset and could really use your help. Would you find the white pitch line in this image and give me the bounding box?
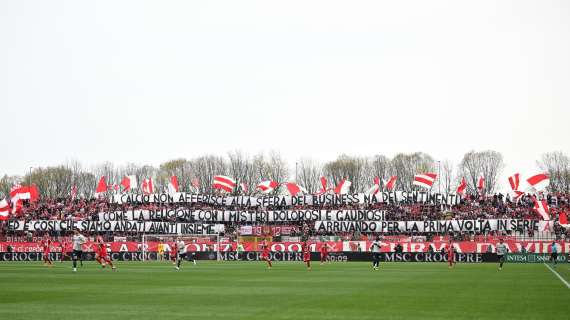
[544,263,570,289]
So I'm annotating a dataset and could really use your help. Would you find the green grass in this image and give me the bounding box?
[0,261,568,320]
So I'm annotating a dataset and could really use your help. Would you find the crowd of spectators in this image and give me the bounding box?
[1,192,569,242]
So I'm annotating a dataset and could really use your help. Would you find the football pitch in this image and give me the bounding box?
[0,261,568,320]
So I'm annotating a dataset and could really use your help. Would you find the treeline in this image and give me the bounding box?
[1,150,569,198]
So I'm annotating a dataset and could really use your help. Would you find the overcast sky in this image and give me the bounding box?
[1,0,569,190]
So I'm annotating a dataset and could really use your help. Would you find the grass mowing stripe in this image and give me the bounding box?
[0,262,568,320]
[543,263,570,289]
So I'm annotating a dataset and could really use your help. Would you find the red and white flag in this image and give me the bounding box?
[314,177,329,195]
[477,176,485,193]
[240,182,248,193]
[333,179,351,195]
[11,199,23,214]
[0,199,10,220]
[120,175,137,192]
[71,185,78,199]
[213,175,236,193]
[284,182,307,196]
[256,180,279,194]
[190,178,200,192]
[456,177,467,195]
[168,176,179,194]
[526,173,550,191]
[366,177,380,195]
[142,178,154,195]
[9,184,39,202]
[95,176,108,196]
[513,190,525,201]
[508,173,520,191]
[413,173,437,189]
[383,176,397,191]
[532,197,550,220]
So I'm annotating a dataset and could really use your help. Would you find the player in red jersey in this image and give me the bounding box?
[59,237,70,263]
[260,240,272,269]
[320,243,329,265]
[447,242,456,268]
[40,234,53,266]
[95,234,116,270]
[303,242,311,271]
[171,241,178,264]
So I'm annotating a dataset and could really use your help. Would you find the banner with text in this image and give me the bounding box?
[98,209,385,223]
[111,191,462,207]
[315,219,545,233]
[5,220,224,235]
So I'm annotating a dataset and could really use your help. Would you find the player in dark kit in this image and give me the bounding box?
[71,230,87,272]
[303,242,311,271]
[370,236,381,270]
[549,241,558,266]
[495,239,508,271]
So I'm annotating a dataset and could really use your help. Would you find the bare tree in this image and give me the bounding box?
[390,152,435,191]
[437,160,454,194]
[190,155,228,194]
[460,150,504,194]
[297,158,323,193]
[538,151,570,193]
[158,159,192,192]
[323,155,368,192]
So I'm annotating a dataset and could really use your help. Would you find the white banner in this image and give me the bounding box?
[110,191,462,206]
[98,209,385,222]
[6,220,225,235]
[314,219,543,233]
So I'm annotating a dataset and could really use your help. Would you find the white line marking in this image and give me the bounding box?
[544,263,570,289]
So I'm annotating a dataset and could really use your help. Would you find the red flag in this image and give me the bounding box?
[532,197,550,220]
[95,176,108,195]
[168,176,179,193]
[456,177,467,195]
[284,182,307,196]
[121,175,137,192]
[142,178,154,195]
[527,173,550,191]
[314,177,329,195]
[10,184,39,202]
[333,179,351,194]
[559,212,568,225]
[508,173,520,191]
[477,176,485,192]
[384,176,397,191]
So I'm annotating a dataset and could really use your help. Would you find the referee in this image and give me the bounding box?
[496,238,508,271]
[550,241,558,266]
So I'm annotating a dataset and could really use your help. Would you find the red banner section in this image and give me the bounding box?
[0,240,567,254]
